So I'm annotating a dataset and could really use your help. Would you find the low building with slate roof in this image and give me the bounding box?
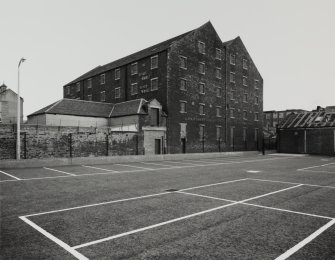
[277,107,335,155]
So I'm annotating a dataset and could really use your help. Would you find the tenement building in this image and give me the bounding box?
[62,22,263,153]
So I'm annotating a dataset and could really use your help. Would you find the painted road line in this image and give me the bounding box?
[19,216,88,260]
[180,178,249,191]
[275,218,335,260]
[44,167,76,176]
[23,191,172,217]
[299,169,335,174]
[72,183,303,249]
[246,170,261,173]
[0,169,21,180]
[165,161,207,166]
[72,201,239,249]
[115,163,154,171]
[82,165,119,173]
[249,178,335,189]
[198,158,237,163]
[140,162,180,168]
[178,191,333,220]
[1,157,295,184]
[297,162,335,171]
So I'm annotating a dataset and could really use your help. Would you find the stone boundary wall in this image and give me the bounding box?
[0,124,143,160]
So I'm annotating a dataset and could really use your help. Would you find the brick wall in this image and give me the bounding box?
[0,124,143,160]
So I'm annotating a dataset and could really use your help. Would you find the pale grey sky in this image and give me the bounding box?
[1,0,334,118]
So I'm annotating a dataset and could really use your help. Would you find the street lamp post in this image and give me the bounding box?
[16,58,26,160]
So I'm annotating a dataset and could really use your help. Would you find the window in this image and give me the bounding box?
[87,78,92,88]
[216,87,222,97]
[100,74,105,85]
[151,77,158,91]
[266,114,271,119]
[279,112,284,118]
[198,41,205,54]
[115,69,120,80]
[180,101,187,113]
[150,108,160,126]
[243,93,248,103]
[199,83,205,94]
[255,96,259,105]
[230,109,235,118]
[198,62,205,74]
[66,86,70,95]
[255,112,259,121]
[87,94,92,101]
[254,79,259,89]
[199,103,205,115]
[151,55,158,69]
[273,113,278,119]
[216,126,221,140]
[131,83,138,95]
[230,126,235,146]
[180,79,187,91]
[243,110,247,120]
[131,63,138,75]
[243,76,248,86]
[100,91,106,102]
[76,83,80,92]
[216,67,222,79]
[179,56,187,69]
[199,125,205,140]
[115,87,120,98]
[216,106,221,117]
[243,128,247,142]
[255,128,259,142]
[230,90,235,100]
[215,48,222,60]
[230,72,235,83]
[243,59,248,70]
[230,53,236,65]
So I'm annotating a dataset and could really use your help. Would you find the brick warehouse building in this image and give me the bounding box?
[63,22,263,153]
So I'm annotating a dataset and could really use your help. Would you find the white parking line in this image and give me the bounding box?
[82,165,119,173]
[115,163,154,171]
[297,162,335,171]
[177,191,333,220]
[71,184,303,249]
[140,162,179,168]
[299,169,335,174]
[166,160,207,166]
[44,167,76,176]
[249,178,335,189]
[19,216,88,260]
[275,219,335,260]
[0,169,21,180]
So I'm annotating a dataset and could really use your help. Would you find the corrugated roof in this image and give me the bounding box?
[28,98,148,118]
[278,111,335,128]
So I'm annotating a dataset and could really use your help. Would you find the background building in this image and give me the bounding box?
[0,83,23,124]
[277,108,335,155]
[59,22,263,153]
[263,109,306,130]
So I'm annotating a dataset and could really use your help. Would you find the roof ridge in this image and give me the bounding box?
[45,99,63,113]
[63,98,113,105]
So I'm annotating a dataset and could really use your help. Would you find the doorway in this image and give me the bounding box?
[155,139,161,154]
[181,138,186,153]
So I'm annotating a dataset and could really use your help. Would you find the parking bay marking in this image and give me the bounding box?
[0,169,21,180]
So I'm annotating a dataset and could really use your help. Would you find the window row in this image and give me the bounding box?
[180,101,222,117]
[130,78,159,95]
[197,41,224,60]
[230,109,260,121]
[179,57,222,78]
[86,88,121,102]
[230,92,259,104]
[179,79,222,97]
[231,127,259,144]
[230,73,260,88]
[199,125,223,140]
[229,54,249,70]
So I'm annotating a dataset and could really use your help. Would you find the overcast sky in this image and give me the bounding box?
[1,0,334,118]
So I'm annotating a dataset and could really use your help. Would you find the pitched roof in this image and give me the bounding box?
[28,99,113,118]
[28,98,149,118]
[66,27,197,85]
[278,111,335,129]
[110,99,147,118]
